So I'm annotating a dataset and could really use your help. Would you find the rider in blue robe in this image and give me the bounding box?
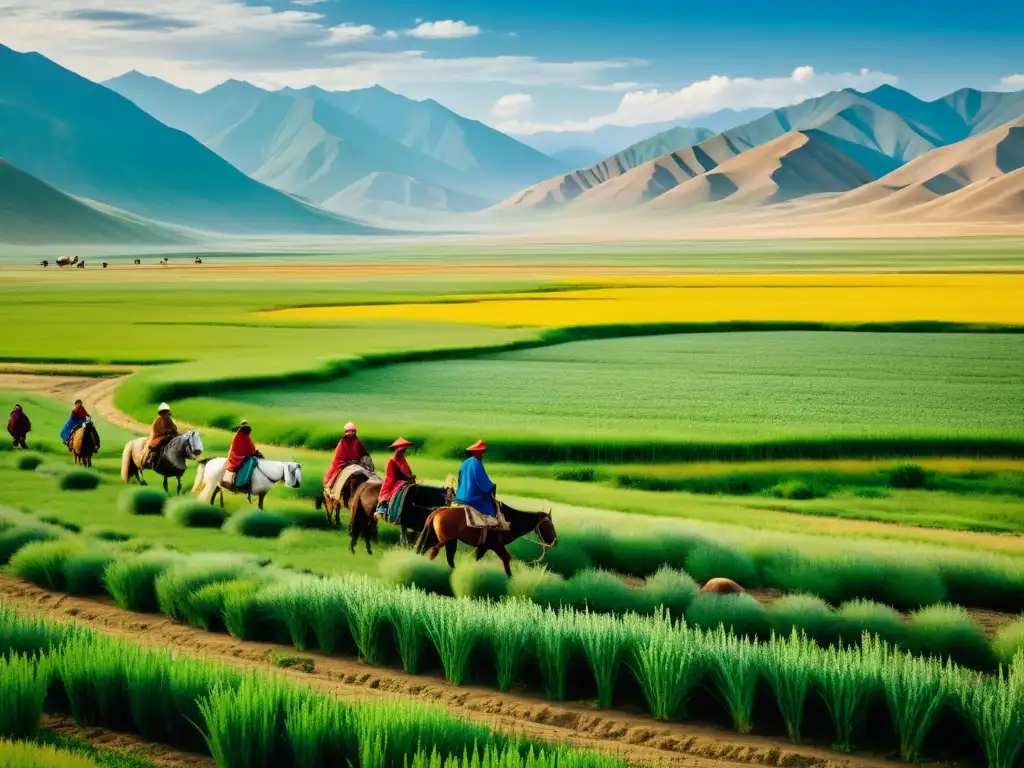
[455,440,496,516]
[60,400,90,444]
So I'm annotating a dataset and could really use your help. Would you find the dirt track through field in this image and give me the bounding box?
[42,715,215,768]
[0,374,147,433]
[0,575,889,768]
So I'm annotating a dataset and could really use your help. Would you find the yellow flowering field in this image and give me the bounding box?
[263,273,1024,327]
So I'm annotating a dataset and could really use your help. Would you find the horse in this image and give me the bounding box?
[347,481,448,556]
[56,256,79,268]
[192,457,301,510]
[315,464,377,528]
[121,430,203,494]
[69,420,100,467]
[416,503,557,577]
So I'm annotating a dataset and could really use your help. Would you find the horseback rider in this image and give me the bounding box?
[324,422,373,486]
[147,403,178,469]
[60,399,90,447]
[377,438,415,520]
[225,420,262,490]
[455,440,506,527]
[7,403,31,449]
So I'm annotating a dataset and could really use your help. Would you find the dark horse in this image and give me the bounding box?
[415,503,557,576]
[346,481,448,555]
[69,421,100,467]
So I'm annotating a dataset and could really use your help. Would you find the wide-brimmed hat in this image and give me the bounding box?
[389,437,413,450]
[157,403,171,413]
[236,419,250,430]
[344,422,357,433]
[466,440,487,453]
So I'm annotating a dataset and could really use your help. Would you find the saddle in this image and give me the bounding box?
[325,463,378,505]
[220,471,249,494]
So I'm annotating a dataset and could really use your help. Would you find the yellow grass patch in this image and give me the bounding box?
[263,273,1024,327]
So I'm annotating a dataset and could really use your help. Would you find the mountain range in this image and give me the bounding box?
[500,84,1024,219]
[104,72,566,219]
[0,44,369,236]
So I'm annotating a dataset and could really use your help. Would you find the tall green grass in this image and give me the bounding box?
[0,739,98,768]
[0,654,49,740]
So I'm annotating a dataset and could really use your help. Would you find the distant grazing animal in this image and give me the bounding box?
[102,262,108,269]
[701,578,745,594]
[76,261,86,269]
[121,429,203,494]
[69,420,101,468]
[56,256,79,268]
[133,259,141,265]
[194,257,203,264]
[160,258,169,266]
[192,457,301,510]
[40,260,49,268]
[416,503,557,576]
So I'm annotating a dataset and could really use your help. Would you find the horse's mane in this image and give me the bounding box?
[500,503,546,518]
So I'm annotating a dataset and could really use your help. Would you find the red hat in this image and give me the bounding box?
[390,437,414,450]
[467,440,487,453]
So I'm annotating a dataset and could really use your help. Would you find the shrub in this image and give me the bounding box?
[837,599,905,647]
[993,617,1024,666]
[769,594,841,647]
[277,506,331,530]
[450,560,509,601]
[155,555,262,621]
[568,569,652,615]
[9,539,83,591]
[62,551,116,596]
[103,550,186,612]
[58,470,100,491]
[0,653,49,740]
[889,464,928,489]
[685,545,758,589]
[0,526,63,565]
[82,527,132,542]
[642,567,700,618]
[939,560,1024,614]
[685,593,770,641]
[554,467,598,483]
[166,499,229,529]
[37,517,80,534]
[516,536,592,578]
[15,454,43,471]
[224,510,293,538]
[769,479,827,500]
[905,604,997,670]
[379,550,452,596]
[118,488,167,516]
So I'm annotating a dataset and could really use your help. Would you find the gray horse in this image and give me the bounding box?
[121,430,204,494]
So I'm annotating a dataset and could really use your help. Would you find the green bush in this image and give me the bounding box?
[514,535,592,578]
[569,569,652,614]
[889,464,928,489]
[769,479,827,500]
[938,560,1024,614]
[9,539,83,591]
[82,527,132,542]
[62,551,116,596]
[379,550,452,595]
[155,555,262,620]
[277,506,331,530]
[58,470,101,491]
[905,604,997,670]
[993,617,1024,665]
[769,593,840,647]
[450,560,509,601]
[103,549,185,612]
[15,454,43,471]
[224,510,293,538]
[685,592,770,640]
[166,499,229,529]
[836,599,905,646]
[118,488,167,516]
[37,517,81,534]
[685,545,758,589]
[0,526,63,565]
[554,467,599,483]
[642,566,700,618]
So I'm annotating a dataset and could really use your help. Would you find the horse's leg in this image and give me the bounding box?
[258,494,265,511]
[496,545,513,577]
[163,476,169,493]
[474,546,487,561]
[176,476,182,495]
[444,539,458,569]
[365,519,374,555]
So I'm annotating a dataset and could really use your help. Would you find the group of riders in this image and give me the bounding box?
[8,400,507,529]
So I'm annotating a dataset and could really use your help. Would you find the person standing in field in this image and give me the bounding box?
[456,440,506,527]
[147,402,179,469]
[377,438,415,519]
[7,403,30,449]
[225,420,262,489]
[60,399,90,446]
[324,422,373,486]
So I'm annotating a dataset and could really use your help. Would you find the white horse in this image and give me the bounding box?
[192,457,302,510]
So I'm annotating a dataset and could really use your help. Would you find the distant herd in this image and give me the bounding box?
[39,256,204,269]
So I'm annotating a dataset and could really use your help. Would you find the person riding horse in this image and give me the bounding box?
[224,420,263,490]
[324,422,373,487]
[7,403,31,449]
[456,440,508,529]
[147,403,179,470]
[60,400,90,447]
[376,438,416,521]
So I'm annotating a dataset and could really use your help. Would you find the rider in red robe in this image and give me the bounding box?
[378,438,415,504]
[226,421,260,472]
[324,422,371,484]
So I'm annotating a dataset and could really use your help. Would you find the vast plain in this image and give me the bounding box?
[1,239,1023,768]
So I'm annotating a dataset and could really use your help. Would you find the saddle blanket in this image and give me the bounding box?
[219,470,250,494]
[376,483,411,524]
[325,462,378,502]
[462,505,509,531]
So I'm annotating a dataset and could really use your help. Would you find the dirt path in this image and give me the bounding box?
[0,374,148,433]
[0,575,891,768]
[42,715,214,768]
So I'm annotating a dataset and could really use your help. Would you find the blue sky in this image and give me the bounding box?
[1,0,1021,132]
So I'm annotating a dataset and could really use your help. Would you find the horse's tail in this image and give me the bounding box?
[314,492,324,511]
[120,441,134,483]
[415,509,441,554]
[198,460,226,504]
[191,458,210,494]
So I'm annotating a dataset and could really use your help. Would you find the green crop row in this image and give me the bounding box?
[0,607,627,768]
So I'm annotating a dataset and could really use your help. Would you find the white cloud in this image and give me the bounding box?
[407,20,480,39]
[315,23,377,46]
[1001,74,1024,87]
[382,30,399,40]
[491,93,532,118]
[580,81,648,92]
[500,66,899,133]
[291,0,329,5]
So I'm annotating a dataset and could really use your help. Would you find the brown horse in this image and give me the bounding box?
[347,479,382,555]
[69,421,100,467]
[315,465,377,528]
[415,503,557,576]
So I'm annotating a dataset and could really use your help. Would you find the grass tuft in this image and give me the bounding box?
[58,471,101,492]
[15,454,44,471]
[165,499,229,529]
[223,510,293,538]
[117,489,167,517]
[685,545,758,588]
[450,560,509,602]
